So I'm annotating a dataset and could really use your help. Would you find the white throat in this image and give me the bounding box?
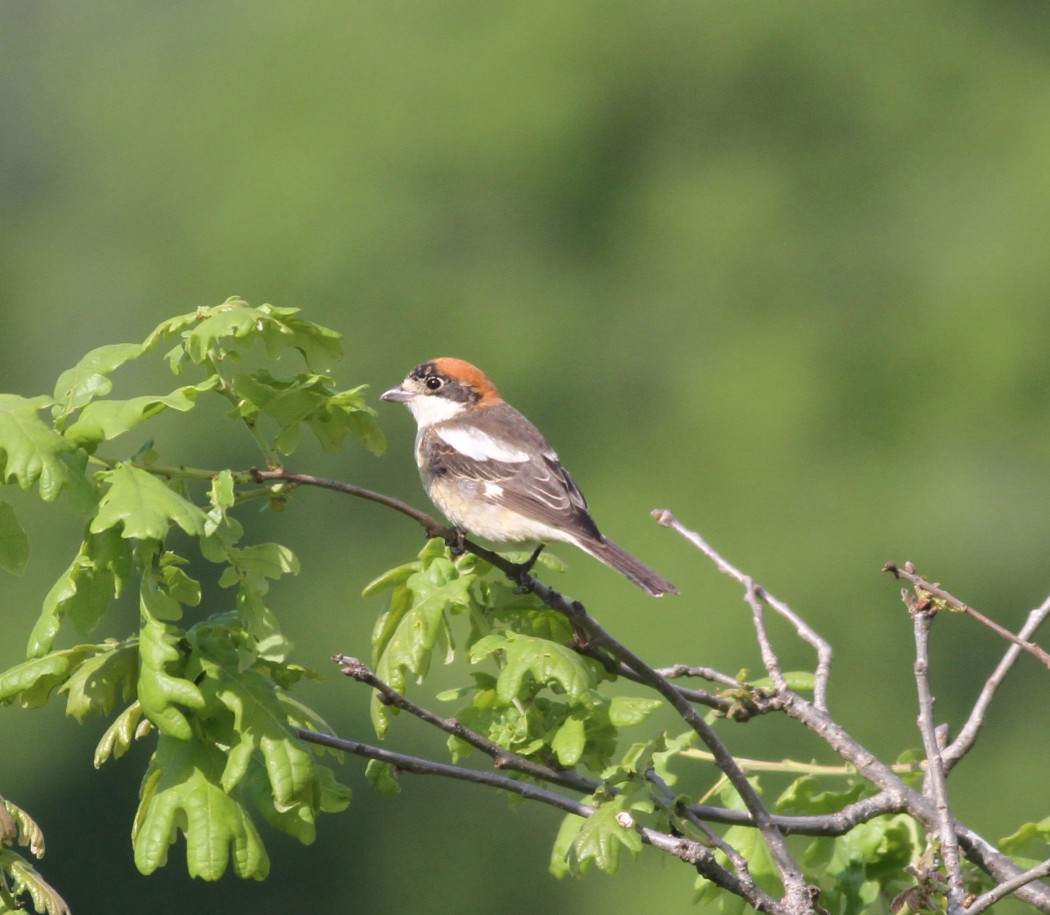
[406,394,468,428]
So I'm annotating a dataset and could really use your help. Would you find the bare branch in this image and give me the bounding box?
[554,600,813,907]
[944,596,1050,768]
[655,510,833,712]
[884,561,1050,669]
[655,663,744,690]
[294,725,592,816]
[966,858,1050,914]
[293,726,783,909]
[745,577,790,694]
[575,646,750,717]
[250,475,1050,912]
[910,604,965,912]
[250,468,446,532]
[332,654,598,795]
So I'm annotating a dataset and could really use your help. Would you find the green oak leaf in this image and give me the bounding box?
[483,632,596,704]
[27,527,131,657]
[137,613,205,740]
[566,797,642,875]
[0,645,98,710]
[59,640,138,723]
[51,342,145,417]
[94,701,150,767]
[369,546,475,736]
[91,463,207,540]
[0,394,93,506]
[132,735,269,880]
[63,379,218,451]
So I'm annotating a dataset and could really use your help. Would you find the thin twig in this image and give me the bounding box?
[295,725,591,816]
[910,604,965,913]
[682,749,922,779]
[557,601,812,907]
[655,664,746,690]
[293,726,780,908]
[256,474,1050,912]
[655,510,833,712]
[966,858,1050,914]
[944,596,1050,768]
[744,577,789,694]
[575,647,748,717]
[332,654,598,795]
[884,562,1050,670]
[645,769,752,878]
[250,468,446,532]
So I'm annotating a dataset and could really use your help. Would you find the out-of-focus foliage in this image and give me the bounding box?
[2,2,1049,913]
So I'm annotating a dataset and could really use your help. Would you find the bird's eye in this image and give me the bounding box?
[425,376,444,392]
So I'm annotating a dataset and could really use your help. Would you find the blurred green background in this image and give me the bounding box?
[3,2,1050,912]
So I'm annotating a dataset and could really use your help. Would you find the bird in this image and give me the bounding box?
[380,357,678,596]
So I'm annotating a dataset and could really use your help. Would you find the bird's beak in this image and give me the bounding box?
[380,385,413,403]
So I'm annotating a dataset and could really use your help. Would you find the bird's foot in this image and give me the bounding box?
[511,545,545,592]
[443,527,468,556]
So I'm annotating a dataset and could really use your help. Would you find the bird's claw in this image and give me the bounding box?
[510,545,545,592]
[444,528,467,556]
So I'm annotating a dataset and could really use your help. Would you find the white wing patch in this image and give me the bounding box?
[436,425,530,463]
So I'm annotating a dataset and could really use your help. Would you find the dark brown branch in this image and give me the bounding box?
[250,468,445,532]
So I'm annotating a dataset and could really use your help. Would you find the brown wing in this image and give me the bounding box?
[421,404,602,541]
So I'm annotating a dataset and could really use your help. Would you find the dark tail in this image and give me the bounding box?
[578,537,678,597]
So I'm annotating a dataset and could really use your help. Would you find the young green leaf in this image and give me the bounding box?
[59,640,138,722]
[608,696,663,728]
[63,380,218,451]
[230,371,383,456]
[550,813,584,879]
[0,394,93,506]
[94,701,150,767]
[237,756,348,845]
[51,342,146,417]
[493,633,597,704]
[775,775,871,816]
[365,760,402,798]
[132,735,270,880]
[370,550,476,736]
[148,298,344,375]
[91,463,207,540]
[1000,816,1050,860]
[26,528,130,657]
[0,645,98,710]
[0,847,71,915]
[197,662,316,808]
[551,713,587,767]
[137,613,205,740]
[567,798,643,876]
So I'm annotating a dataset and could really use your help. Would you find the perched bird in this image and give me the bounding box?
[381,358,678,596]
